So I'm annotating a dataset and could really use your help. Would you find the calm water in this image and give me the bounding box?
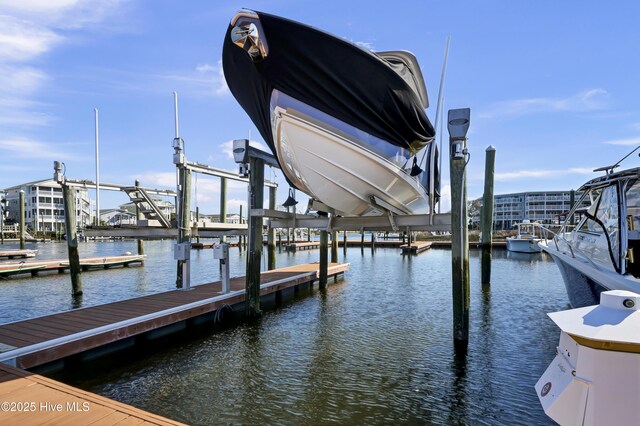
[0,240,568,424]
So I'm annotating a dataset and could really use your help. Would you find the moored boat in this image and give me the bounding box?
[506,220,543,253]
[540,154,640,307]
[222,10,439,216]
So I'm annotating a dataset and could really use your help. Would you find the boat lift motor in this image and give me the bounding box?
[213,243,230,293]
[536,290,640,425]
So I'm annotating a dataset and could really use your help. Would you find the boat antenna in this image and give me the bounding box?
[593,144,640,175]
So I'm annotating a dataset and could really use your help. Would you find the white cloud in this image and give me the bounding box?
[227,198,247,213]
[495,167,594,181]
[161,60,230,97]
[0,137,73,159]
[0,15,61,62]
[132,172,178,188]
[603,136,640,146]
[479,88,609,118]
[439,182,451,213]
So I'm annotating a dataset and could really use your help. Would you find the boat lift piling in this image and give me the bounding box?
[448,108,471,348]
[331,230,338,262]
[320,230,328,288]
[219,177,227,243]
[268,185,277,270]
[343,231,347,255]
[481,146,496,285]
[19,190,25,249]
[54,161,83,296]
[135,180,146,263]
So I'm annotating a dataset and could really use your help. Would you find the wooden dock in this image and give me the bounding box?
[191,241,239,249]
[0,363,184,425]
[0,262,349,369]
[0,249,38,260]
[284,241,320,251]
[400,241,432,254]
[0,254,146,278]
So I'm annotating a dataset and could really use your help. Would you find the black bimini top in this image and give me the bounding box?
[222,10,435,161]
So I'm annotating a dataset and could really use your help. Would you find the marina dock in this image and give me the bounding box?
[0,254,146,278]
[0,249,37,260]
[400,241,432,254]
[0,262,349,369]
[284,241,320,251]
[0,363,184,425]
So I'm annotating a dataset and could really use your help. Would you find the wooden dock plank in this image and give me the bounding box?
[0,255,146,278]
[0,363,185,425]
[0,263,349,369]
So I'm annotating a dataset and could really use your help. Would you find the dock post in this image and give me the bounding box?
[19,190,25,249]
[448,108,471,347]
[62,184,82,296]
[331,230,338,262]
[195,206,200,244]
[407,227,412,246]
[360,230,365,249]
[268,185,276,270]
[219,177,227,243]
[307,227,311,242]
[0,193,4,244]
[247,156,264,318]
[343,231,347,255]
[239,204,244,251]
[176,169,192,289]
[371,232,376,252]
[135,180,145,263]
[481,146,496,285]
[319,229,328,288]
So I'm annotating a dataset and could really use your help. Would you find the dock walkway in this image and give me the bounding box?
[0,262,349,369]
[400,241,432,254]
[0,363,184,425]
[0,254,146,278]
[0,249,37,260]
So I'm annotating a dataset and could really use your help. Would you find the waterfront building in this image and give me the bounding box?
[491,190,587,230]
[2,179,91,232]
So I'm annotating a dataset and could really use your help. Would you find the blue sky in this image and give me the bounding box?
[1,0,639,215]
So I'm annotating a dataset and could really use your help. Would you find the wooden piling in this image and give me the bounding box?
[268,185,276,270]
[319,230,328,288]
[343,231,347,255]
[19,190,25,249]
[371,232,376,251]
[331,230,338,262]
[449,108,471,347]
[569,189,576,227]
[219,177,227,243]
[361,230,365,249]
[62,185,82,296]
[307,227,311,242]
[246,157,264,317]
[239,204,244,251]
[481,146,496,284]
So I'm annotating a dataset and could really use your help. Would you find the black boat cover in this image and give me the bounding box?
[222,11,435,160]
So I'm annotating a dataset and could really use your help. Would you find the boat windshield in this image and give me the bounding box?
[270,89,411,165]
[574,185,621,271]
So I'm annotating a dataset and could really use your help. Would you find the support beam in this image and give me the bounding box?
[448,108,471,348]
[62,185,82,296]
[481,146,496,285]
[246,156,264,318]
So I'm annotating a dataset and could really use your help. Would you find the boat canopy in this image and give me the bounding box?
[222,10,435,160]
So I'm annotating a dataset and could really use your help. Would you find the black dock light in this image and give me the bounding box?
[233,139,250,177]
[448,108,470,160]
[283,188,298,207]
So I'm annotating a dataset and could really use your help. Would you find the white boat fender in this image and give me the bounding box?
[536,290,640,425]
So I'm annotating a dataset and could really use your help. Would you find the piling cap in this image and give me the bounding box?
[486,145,496,152]
[548,290,640,346]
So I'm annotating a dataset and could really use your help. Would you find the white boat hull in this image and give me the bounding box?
[539,240,640,307]
[506,237,542,253]
[272,107,429,216]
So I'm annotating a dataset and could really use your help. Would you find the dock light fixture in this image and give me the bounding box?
[283,188,298,207]
[53,161,65,185]
[172,137,185,165]
[233,138,251,177]
[448,108,470,160]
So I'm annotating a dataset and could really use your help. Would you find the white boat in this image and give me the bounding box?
[506,220,543,253]
[539,155,640,307]
[222,10,439,216]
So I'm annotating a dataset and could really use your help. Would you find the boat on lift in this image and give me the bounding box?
[539,148,640,307]
[506,220,543,253]
[222,10,439,216]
